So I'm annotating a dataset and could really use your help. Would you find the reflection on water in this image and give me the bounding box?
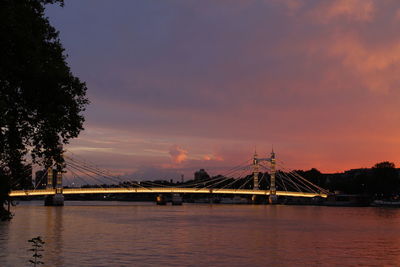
[45,206,64,267]
[1,201,400,266]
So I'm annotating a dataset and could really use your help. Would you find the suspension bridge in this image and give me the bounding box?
[9,150,329,205]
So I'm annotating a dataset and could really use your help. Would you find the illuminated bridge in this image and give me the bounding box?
[9,150,329,205]
[10,187,327,198]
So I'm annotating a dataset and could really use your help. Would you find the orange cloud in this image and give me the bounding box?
[58,0,400,176]
[327,34,400,93]
[203,154,224,161]
[169,145,188,164]
[310,0,375,23]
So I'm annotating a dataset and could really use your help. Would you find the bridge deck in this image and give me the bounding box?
[9,187,327,198]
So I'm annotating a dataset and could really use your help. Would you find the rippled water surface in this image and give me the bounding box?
[1,201,400,266]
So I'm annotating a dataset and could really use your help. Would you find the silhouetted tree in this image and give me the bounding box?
[373,161,395,169]
[370,161,399,198]
[0,0,89,219]
[0,167,12,220]
[296,168,325,188]
[194,169,210,180]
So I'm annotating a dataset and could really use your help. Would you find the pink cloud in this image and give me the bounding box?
[309,33,400,93]
[169,145,188,164]
[272,0,304,15]
[52,1,400,177]
[310,0,375,23]
[203,154,224,161]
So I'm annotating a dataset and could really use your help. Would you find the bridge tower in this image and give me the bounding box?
[269,149,278,204]
[252,151,261,203]
[53,169,64,206]
[44,166,64,206]
[252,149,278,204]
[253,151,259,190]
[46,167,53,189]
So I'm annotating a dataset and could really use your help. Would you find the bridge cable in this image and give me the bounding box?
[276,160,328,194]
[66,159,142,188]
[66,159,126,185]
[202,169,246,189]
[66,157,165,189]
[65,167,99,188]
[216,169,252,191]
[276,164,326,194]
[32,169,49,191]
[66,165,107,188]
[204,166,251,190]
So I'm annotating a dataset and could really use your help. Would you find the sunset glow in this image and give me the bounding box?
[46,0,400,179]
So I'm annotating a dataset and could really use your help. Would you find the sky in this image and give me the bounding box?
[45,0,400,180]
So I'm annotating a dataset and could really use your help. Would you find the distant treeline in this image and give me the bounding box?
[295,161,399,198]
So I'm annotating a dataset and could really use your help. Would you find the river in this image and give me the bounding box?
[1,201,400,266]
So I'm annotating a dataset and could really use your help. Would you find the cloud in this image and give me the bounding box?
[125,166,182,181]
[169,145,188,164]
[310,0,375,23]
[203,155,223,161]
[322,34,400,93]
[271,0,304,15]
[47,0,400,175]
[68,146,114,153]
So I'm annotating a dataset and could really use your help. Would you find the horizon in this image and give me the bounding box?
[45,0,400,179]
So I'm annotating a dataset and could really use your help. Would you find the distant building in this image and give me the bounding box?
[194,169,210,181]
[35,169,57,189]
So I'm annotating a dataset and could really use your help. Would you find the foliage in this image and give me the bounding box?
[295,168,325,188]
[28,236,45,266]
[371,161,399,198]
[322,162,399,198]
[194,169,210,181]
[0,165,12,220]
[373,161,396,169]
[0,0,89,219]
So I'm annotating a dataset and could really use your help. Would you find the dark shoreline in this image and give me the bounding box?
[11,197,397,208]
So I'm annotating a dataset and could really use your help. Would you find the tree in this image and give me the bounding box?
[296,168,325,188]
[373,161,395,169]
[370,161,399,198]
[194,169,210,181]
[0,0,89,219]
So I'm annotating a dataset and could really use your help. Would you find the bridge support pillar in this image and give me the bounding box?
[269,194,278,204]
[44,194,64,206]
[45,193,64,206]
[44,169,64,206]
[251,195,263,204]
[171,193,183,205]
[156,194,167,205]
